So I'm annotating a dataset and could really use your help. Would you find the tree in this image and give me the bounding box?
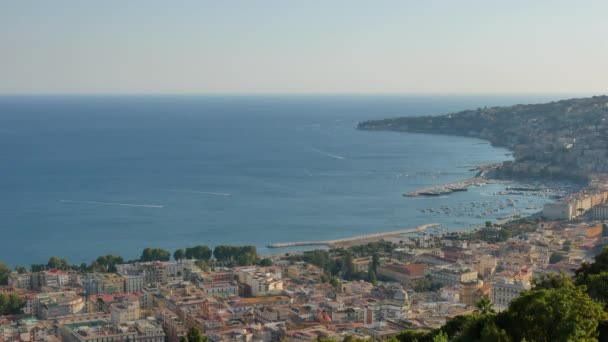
[47,256,61,269]
[14,265,27,274]
[0,263,10,285]
[140,248,171,262]
[576,246,608,279]
[92,254,124,272]
[174,249,186,261]
[213,245,257,266]
[194,259,210,272]
[602,223,608,237]
[549,252,565,264]
[258,258,272,267]
[474,296,494,315]
[432,331,448,342]
[185,246,212,261]
[0,293,26,315]
[368,270,378,286]
[498,285,606,342]
[180,327,207,342]
[532,272,574,290]
[393,330,434,342]
[582,271,608,303]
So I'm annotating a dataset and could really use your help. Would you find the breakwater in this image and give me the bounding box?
[403,163,501,197]
[267,223,439,248]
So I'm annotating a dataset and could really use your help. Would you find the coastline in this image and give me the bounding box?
[267,223,439,249]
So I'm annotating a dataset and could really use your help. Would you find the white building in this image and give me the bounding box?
[237,267,283,297]
[111,301,140,324]
[492,279,531,308]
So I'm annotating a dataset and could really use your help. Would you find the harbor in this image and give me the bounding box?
[267,223,439,249]
[403,163,502,197]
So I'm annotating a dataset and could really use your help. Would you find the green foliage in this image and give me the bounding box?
[194,259,210,272]
[180,327,208,342]
[414,275,442,293]
[602,223,608,237]
[0,293,26,315]
[580,271,608,303]
[549,252,565,264]
[185,245,212,261]
[14,266,27,274]
[258,258,273,267]
[173,249,186,261]
[348,240,396,257]
[140,248,171,262]
[474,296,494,315]
[532,272,574,290]
[577,246,608,279]
[30,264,46,272]
[393,330,434,342]
[432,331,448,342]
[0,263,10,285]
[498,285,605,342]
[47,256,69,270]
[213,245,257,266]
[341,252,356,280]
[91,254,124,272]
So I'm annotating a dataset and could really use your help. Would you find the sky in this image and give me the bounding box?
[1,1,607,94]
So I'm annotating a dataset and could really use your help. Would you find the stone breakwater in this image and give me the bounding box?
[267,223,440,248]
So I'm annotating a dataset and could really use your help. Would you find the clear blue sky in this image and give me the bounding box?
[1,0,606,94]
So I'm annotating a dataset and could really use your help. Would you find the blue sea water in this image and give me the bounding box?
[0,95,570,266]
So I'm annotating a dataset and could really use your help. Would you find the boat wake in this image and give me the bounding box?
[59,200,164,208]
[311,148,345,160]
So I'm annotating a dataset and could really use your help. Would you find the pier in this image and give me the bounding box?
[267,223,439,248]
[404,163,501,197]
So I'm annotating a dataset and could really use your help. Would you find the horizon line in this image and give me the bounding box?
[0,91,603,97]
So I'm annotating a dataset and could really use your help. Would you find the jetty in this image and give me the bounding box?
[267,223,439,249]
[404,163,501,197]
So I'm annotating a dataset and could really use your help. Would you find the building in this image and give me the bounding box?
[236,267,283,297]
[8,273,32,290]
[591,205,608,220]
[429,267,478,286]
[199,281,239,297]
[84,273,125,295]
[60,320,165,342]
[376,263,427,286]
[492,278,531,307]
[36,291,85,319]
[123,272,145,293]
[110,301,140,323]
[352,257,372,273]
[543,202,576,220]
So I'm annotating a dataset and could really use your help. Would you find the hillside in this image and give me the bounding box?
[358,95,608,180]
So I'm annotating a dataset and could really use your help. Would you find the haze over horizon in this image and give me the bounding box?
[2,0,607,95]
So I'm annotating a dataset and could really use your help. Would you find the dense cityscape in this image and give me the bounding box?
[2,1,608,340]
[3,161,608,341]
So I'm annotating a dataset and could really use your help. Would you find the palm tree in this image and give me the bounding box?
[474,296,495,315]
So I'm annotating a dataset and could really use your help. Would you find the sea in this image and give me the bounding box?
[0,94,577,266]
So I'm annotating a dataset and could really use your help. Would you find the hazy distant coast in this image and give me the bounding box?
[358,95,608,183]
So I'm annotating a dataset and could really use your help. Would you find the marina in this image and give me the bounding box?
[403,163,501,197]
